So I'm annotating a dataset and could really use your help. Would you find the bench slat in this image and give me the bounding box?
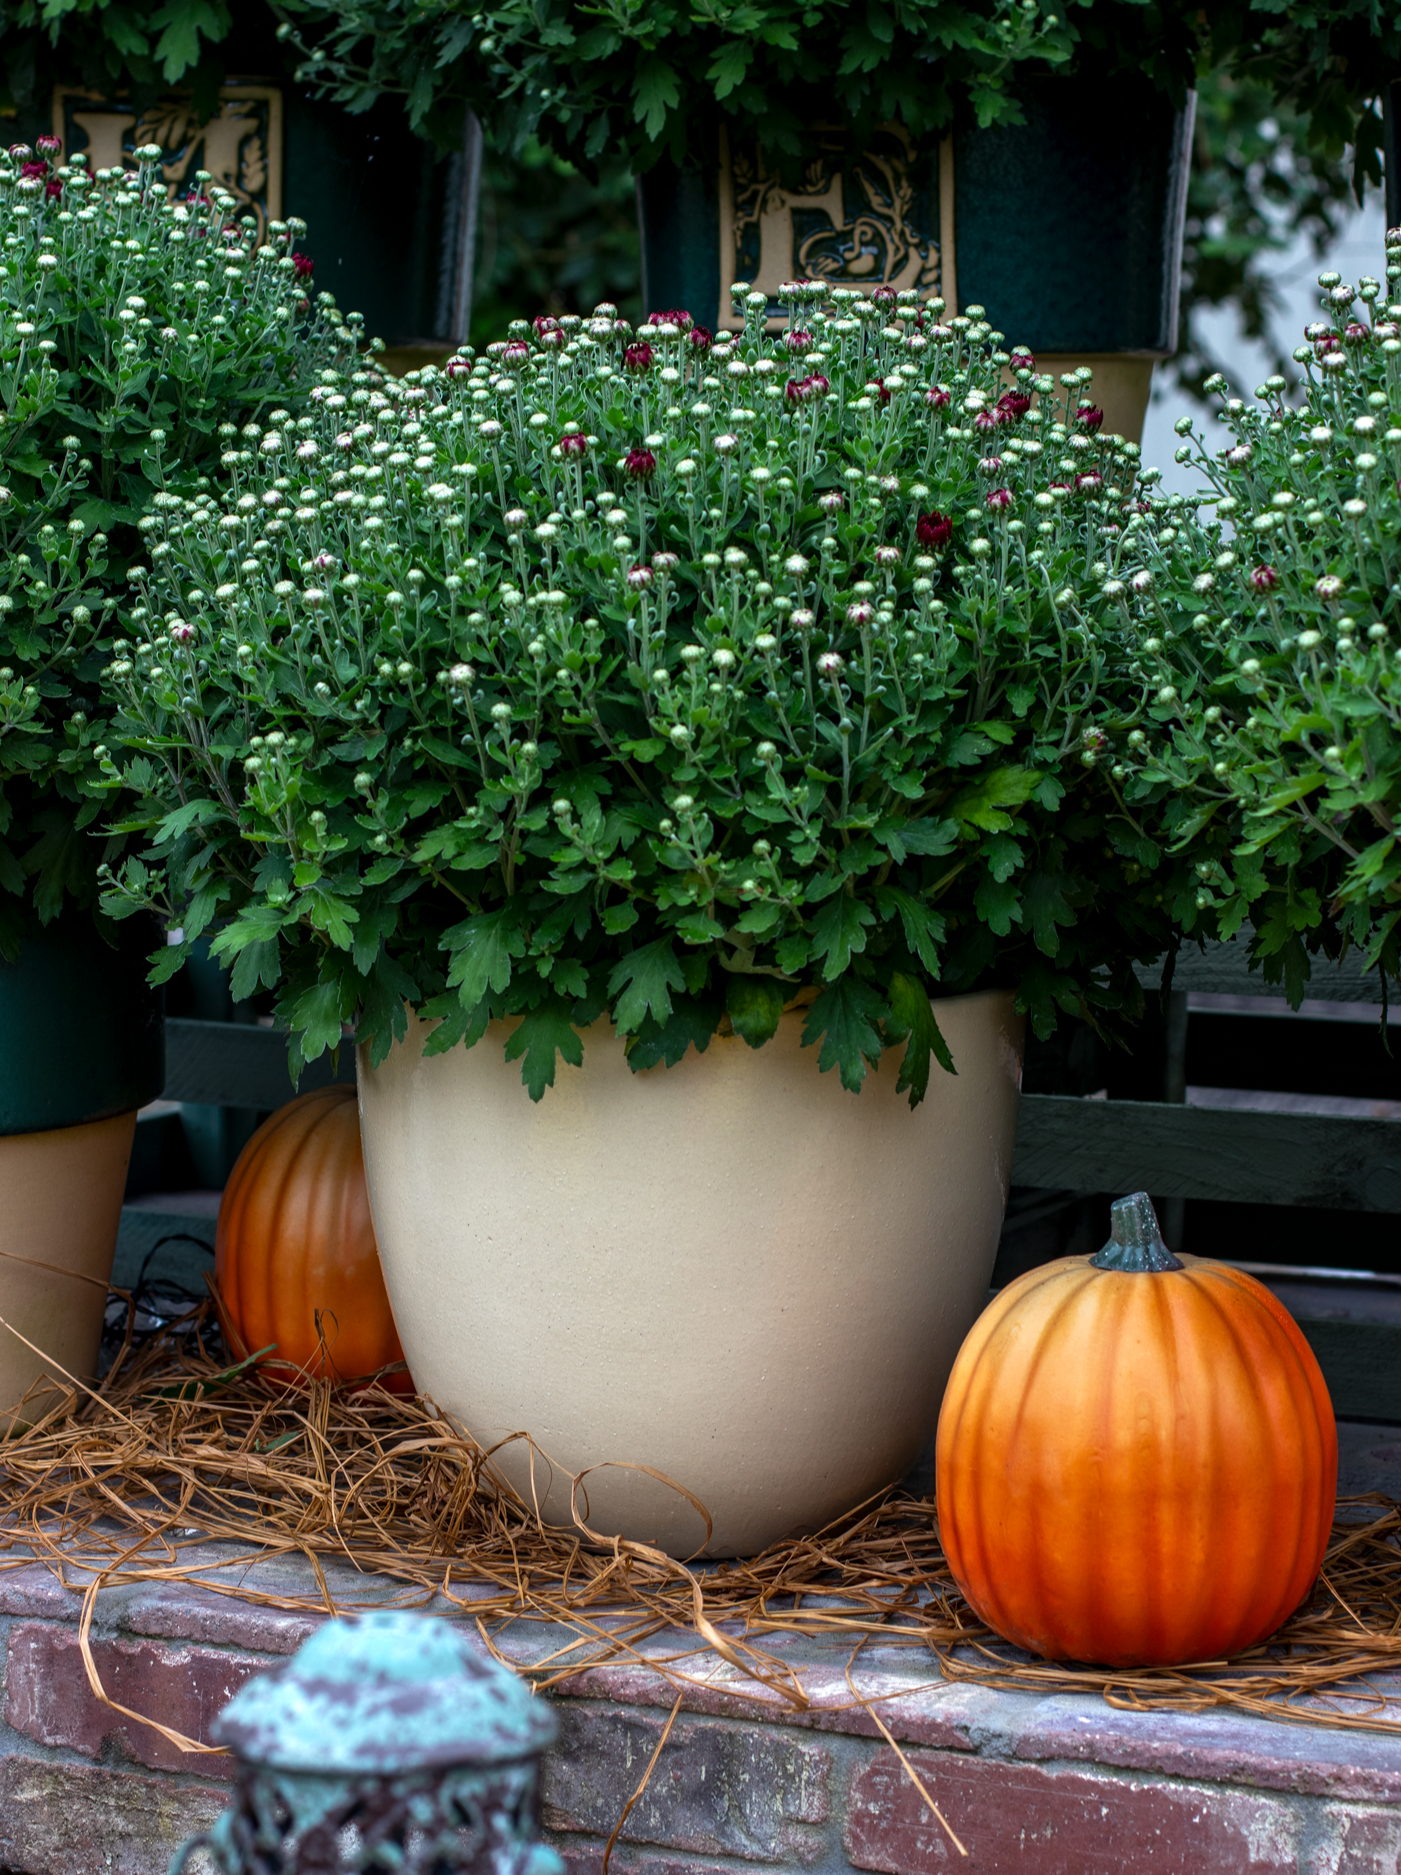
[1012,1094,1401,1212]
[161,1021,1401,1213]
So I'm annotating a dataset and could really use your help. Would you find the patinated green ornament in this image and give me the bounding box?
[168,1612,564,1875]
[213,1609,557,1773]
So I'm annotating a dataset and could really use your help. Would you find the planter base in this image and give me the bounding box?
[0,1111,136,1428]
[359,991,1023,1558]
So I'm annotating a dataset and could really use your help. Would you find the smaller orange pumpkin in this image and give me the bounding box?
[936,1191,1337,1668]
[215,1086,411,1393]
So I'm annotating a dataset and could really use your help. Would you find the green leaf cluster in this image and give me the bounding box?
[0,139,358,954]
[275,0,1398,178]
[1119,233,1401,1001]
[97,283,1196,1099]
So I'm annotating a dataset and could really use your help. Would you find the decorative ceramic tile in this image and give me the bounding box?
[52,86,283,237]
[717,123,952,330]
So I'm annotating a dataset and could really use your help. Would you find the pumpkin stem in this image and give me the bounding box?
[1091,1191,1183,1273]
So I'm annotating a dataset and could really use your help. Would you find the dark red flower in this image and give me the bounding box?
[784,372,830,406]
[1250,565,1279,593]
[916,510,953,548]
[291,252,315,281]
[996,390,1032,421]
[35,134,61,156]
[974,408,997,432]
[1075,471,1104,494]
[445,357,472,378]
[502,340,531,367]
[533,314,560,336]
[7,144,31,160]
[623,341,654,372]
[1073,403,1104,432]
[623,446,657,481]
[784,328,815,355]
[872,285,897,310]
[926,385,950,411]
[1313,329,1341,359]
[985,486,1013,510]
[1009,349,1035,372]
[688,325,713,353]
[44,179,62,199]
[1344,322,1370,345]
[19,160,46,181]
[559,431,590,458]
[873,378,891,407]
[648,308,693,333]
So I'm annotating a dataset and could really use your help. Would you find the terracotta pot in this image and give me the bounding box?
[358,989,1023,1557]
[0,1111,137,1427]
[0,908,163,1426]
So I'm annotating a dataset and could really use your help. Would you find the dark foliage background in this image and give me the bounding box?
[0,4,1385,392]
[467,67,1384,395]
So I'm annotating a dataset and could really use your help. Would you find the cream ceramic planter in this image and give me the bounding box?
[0,1111,137,1428]
[358,989,1022,1557]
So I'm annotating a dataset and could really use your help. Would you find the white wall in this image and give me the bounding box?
[1140,191,1389,494]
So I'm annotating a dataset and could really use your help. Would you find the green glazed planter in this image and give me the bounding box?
[640,72,1194,438]
[14,56,480,352]
[0,910,164,1138]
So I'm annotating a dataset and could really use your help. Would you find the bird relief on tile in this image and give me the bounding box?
[52,86,283,238]
[718,122,949,330]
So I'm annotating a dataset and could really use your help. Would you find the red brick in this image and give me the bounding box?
[4,1619,267,1777]
[0,1562,82,1621]
[538,1653,991,1751]
[0,1755,227,1875]
[1014,1696,1401,1802]
[844,1746,1301,1873]
[122,1582,325,1655]
[542,1706,830,1863]
[1312,1803,1401,1872]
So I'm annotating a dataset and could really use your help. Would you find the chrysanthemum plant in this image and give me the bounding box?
[1118,229,1401,1001]
[0,138,357,956]
[99,283,1199,1100]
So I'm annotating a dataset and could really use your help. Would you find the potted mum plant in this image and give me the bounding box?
[0,136,356,1417]
[100,285,1198,1552]
[1115,228,1401,1004]
[281,0,1399,441]
[281,0,1207,440]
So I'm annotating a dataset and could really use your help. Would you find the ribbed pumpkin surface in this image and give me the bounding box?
[935,1254,1336,1666]
[215,1087,409,1392]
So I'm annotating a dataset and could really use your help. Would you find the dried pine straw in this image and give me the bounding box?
[4,1296,1401,1751]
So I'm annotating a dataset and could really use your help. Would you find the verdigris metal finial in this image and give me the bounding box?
[212,1609,556,1773]
[1092,1191,1183,1272]
[168,1612,564,1875]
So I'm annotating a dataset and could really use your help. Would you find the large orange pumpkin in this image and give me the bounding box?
[215,1087,411,1393]
[936,1192,1336,1667]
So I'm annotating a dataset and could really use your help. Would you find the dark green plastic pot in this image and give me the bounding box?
[640,72,1193,355]
[0,911,164,1138]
